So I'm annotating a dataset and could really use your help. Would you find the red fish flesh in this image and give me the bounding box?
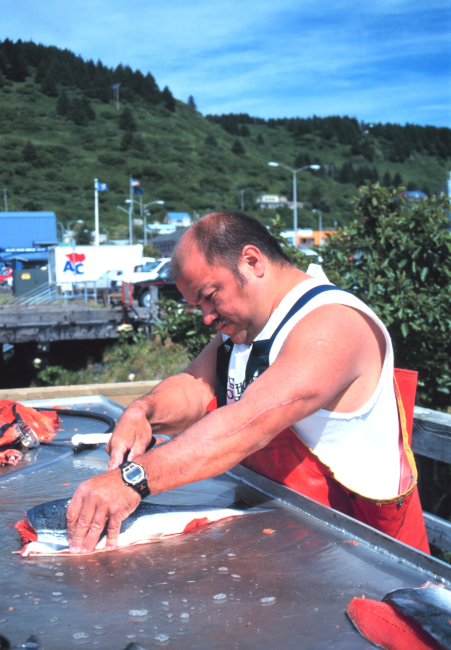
[346,597,444,650]
[0,400,59,465]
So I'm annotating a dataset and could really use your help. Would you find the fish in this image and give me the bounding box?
[346,597,444,650]
[383,582,451,650]
[0,400,59,465]
[15,497,272,556]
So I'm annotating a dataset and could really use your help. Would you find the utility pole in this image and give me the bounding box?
[3,189,7,211]
[112,83,121,110]
[129,175,134,245]
[240,189,245,211]
[94,178,100,246]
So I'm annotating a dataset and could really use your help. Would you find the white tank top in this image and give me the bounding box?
[225,267,400,500]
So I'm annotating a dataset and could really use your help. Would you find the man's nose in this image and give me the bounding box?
[201,304,219,326]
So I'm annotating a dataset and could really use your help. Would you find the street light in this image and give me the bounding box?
[142,200,164,245]
[268,162,320,246]
[56,222,64,244]
[125,199,164,245]
[312,209,322,247]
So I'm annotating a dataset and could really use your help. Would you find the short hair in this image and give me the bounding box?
[171,211,289,282]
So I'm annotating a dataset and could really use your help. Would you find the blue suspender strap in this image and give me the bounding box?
[216,284,344,407]
[244,284,343,386]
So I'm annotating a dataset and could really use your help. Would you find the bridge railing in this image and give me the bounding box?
[6,281,99,308]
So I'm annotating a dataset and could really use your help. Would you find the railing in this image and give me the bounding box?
[413,406,451,551]
[5,281,99,308]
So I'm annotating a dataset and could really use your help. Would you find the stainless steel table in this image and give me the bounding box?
[1,396,450,649]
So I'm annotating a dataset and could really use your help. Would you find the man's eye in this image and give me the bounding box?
[205,292,215,302]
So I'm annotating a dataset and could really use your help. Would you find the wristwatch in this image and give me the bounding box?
[119,461,150,499]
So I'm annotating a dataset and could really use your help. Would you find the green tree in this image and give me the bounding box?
[204,133,218,147]
[187,95,196,109]
[162,86,176,112]
[143,243,160,259]
[382,171,392,187]
[319,183,451,409]
[22,140,37,163]
[67,97,89,126]
[231,139,245,155]
[56,90,70,116]
[393,171,403,186]
[75,224,93,245]
[120,131,134,151]
[119,106,137,131]
[256,133,265,145]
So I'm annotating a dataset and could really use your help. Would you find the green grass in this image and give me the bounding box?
[0,76,449,235]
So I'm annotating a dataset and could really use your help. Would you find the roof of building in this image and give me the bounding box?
[147,227,190,245]
[0,211,57,251]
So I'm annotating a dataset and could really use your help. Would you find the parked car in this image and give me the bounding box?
[133,265,183,307]
[117,258,171,287]
[96,269,125,289]
[0,267,12,287]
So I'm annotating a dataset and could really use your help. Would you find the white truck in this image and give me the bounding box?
[115,257,171,287]
[48,245,143,286]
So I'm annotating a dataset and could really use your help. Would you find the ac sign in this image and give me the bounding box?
[63,253,86,275]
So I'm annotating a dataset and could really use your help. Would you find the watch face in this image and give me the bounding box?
[125,465,143,485]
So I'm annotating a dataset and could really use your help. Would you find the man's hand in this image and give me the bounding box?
[106,403,153,471]
[66,470,141,554]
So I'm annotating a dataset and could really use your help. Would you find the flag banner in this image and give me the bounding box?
[96,182,108,191]
[131,178,140,187]
[133,187,143,195]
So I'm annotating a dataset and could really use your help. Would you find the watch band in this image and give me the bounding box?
[119,461,150,499]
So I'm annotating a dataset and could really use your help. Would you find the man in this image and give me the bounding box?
[67,211,428,554]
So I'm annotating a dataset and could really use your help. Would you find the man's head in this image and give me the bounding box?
[171,211,289,285]
[171,212,292,345]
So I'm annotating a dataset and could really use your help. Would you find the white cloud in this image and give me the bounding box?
[1,0,449,126]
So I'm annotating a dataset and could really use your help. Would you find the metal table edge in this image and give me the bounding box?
[227,464,451,585]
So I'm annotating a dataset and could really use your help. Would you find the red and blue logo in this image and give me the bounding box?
[63,253,86,275]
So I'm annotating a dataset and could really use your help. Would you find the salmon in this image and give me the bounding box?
[15,498,271,556]
[346,597,445,650]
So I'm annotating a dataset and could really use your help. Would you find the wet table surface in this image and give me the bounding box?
[0,396,448,649]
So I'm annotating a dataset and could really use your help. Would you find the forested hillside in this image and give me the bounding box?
[0,38,449,236]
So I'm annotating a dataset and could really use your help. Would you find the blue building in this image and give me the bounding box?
[0,212,58,269]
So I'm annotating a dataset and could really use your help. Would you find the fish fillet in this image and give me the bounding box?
[346,597,444,650]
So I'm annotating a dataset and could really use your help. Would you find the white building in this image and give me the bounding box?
[257,194,303,210]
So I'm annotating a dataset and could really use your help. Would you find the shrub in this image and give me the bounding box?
[320,183,451,409]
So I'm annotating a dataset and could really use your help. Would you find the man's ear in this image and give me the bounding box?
[241,245,265,278]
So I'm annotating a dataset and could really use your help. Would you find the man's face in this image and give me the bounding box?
[175,244,264,345]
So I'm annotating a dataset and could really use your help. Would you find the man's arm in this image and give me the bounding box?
[106,332,222,470]
[67,303,384,553]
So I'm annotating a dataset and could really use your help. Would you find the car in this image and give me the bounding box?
[133,265,183,307]
[96,269,124,289]
[0,267,13,287]
[118,258,171,286]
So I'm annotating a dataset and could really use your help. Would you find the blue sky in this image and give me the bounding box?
[2,0,450,126]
